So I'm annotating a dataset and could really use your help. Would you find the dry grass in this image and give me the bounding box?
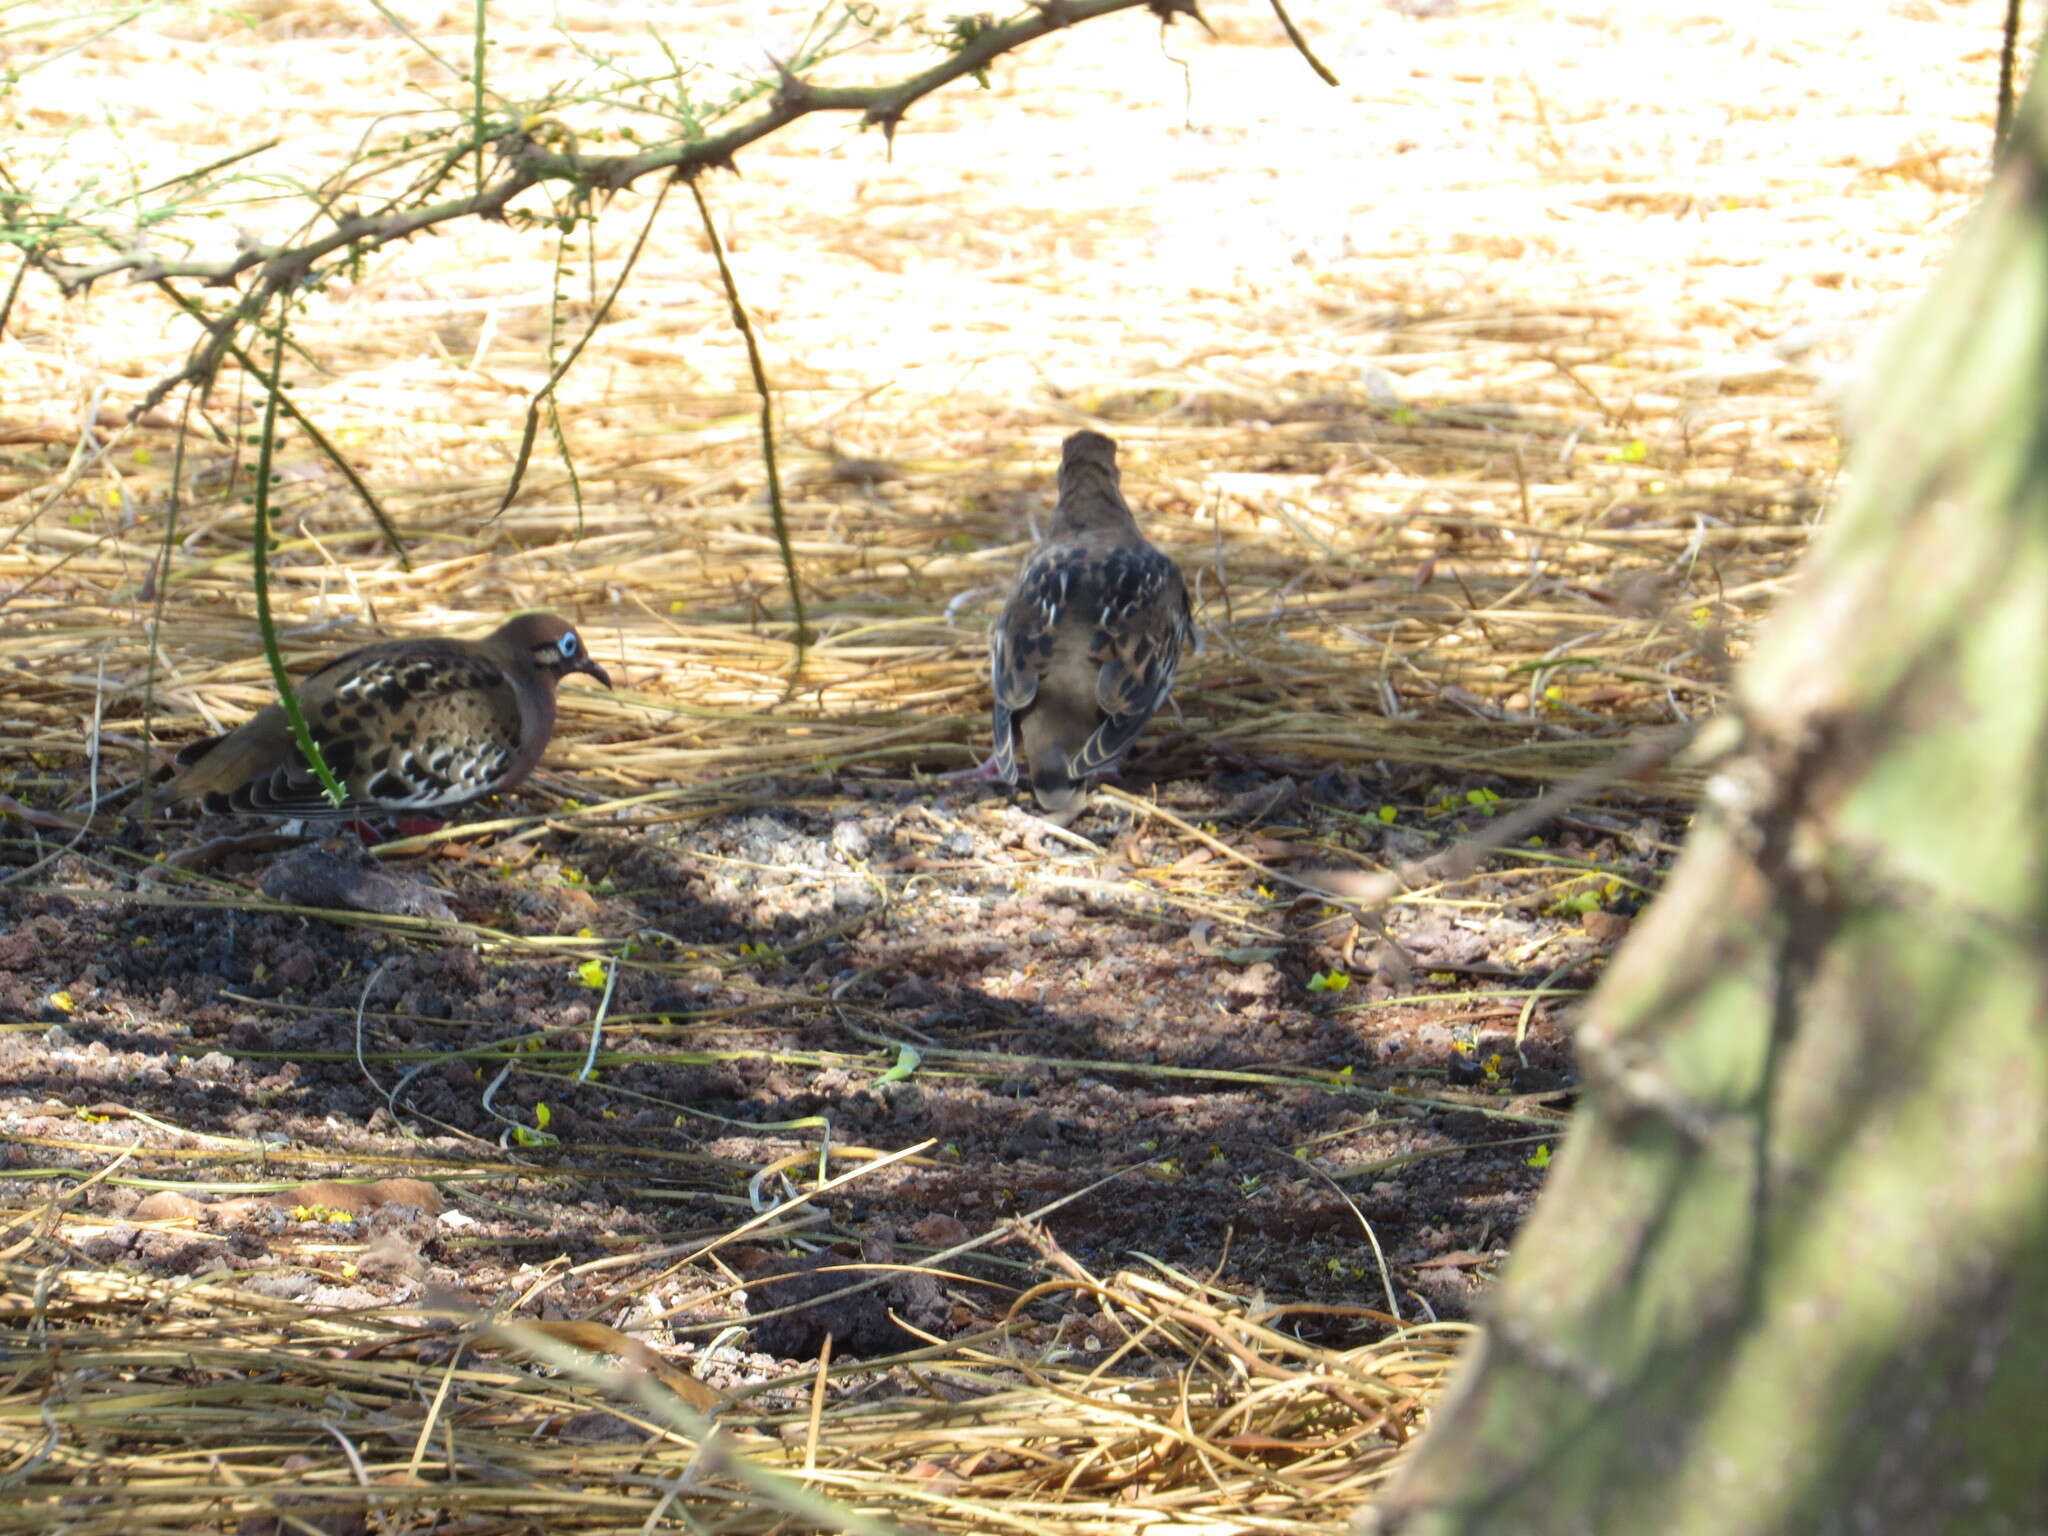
[2,1,2000,810]
[0,0,2012,1530]
[0,1230,1466,1534]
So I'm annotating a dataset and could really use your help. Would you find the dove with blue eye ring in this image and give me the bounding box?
[146,612,612,822]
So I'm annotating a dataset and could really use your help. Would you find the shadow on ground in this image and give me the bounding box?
[0,750,1672,1363]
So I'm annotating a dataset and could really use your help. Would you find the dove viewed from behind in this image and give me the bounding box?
[150,612,611,822]
[969,430,1194,819]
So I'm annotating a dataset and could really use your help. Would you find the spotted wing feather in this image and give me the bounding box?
[1068,543,1193,779]
[987,542,1069,784]
[176,641,524,818]
[989,539,1191,787]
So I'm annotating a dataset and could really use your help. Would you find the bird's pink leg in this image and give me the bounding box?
[940,758,1008,785]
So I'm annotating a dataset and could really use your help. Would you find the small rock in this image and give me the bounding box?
[272,947,319,989]
[880,1080,923,1120]
[1308,767,1367,809]
[1226,778,1299,822]
[907,1213,971,1249]
[883,975,943,1010]
[744,1246,948,1362]
[831,820,872,861]
[1512,1063,1571,1094]
[356,1231,424,1280]
[307,1284,382,1310]
[645,988,707,1019]
[78,1230,140,1262]
[1227,962,1282,1008]
[187,1051,237,1081]
[259,843,456,922]
[133,1191,210,1223]
[1583,910,1633,944]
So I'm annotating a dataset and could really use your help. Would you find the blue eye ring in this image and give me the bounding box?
[558,632,581,659]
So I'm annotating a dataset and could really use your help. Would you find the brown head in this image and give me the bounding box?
[489,612,612,691]
[1048,430,1142,541]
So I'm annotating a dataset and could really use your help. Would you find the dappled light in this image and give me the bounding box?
[0,1,2012,1531]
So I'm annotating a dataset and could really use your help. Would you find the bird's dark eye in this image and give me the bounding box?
[558,633,580,660]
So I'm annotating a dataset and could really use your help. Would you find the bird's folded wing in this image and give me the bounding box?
[1071,547,1192,778]
[988,544,1072,781]
[208,649,521,816]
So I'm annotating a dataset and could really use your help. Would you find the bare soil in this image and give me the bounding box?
[3,750,1661,1363]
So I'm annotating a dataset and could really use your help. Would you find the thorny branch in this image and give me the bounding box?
[10,0,1262,419]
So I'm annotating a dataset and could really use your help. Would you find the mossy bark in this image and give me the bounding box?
[1366,74,2048,1536]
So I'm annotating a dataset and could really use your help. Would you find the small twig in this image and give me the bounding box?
[1996,0,2024,158]
[1097,785,1329,903]
[803,1331,833,1473]
[0,1149,132,1265]
[249,306,348,810]
[1514,954,1586,1066]
[0,793,87,835]
[352,960,394,1113]
[479,1039,559,1148]
[1289,1154,1401,1323]
[687,175,809,654]
[495,179,671,515]
[159,829,307,871]
[1265,0,1338,87]
[577,954,616,1084]
[470,0,490,196]
[362,0,479,93]
[129,136,284,201]
[0,249,28,341]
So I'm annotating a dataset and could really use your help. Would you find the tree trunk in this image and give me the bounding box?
[1365,69,2048,1536]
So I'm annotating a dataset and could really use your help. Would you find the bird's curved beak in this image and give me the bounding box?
[576,656,613,689]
